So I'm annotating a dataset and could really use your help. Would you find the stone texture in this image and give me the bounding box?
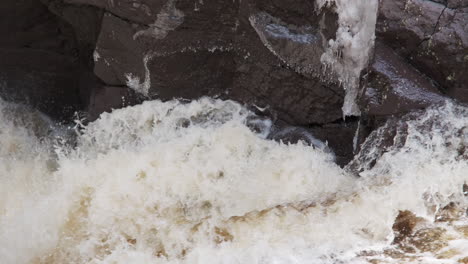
[268,119,359,167]
[87,86,142,121]
[346,102,467,174]
[2,0,467,168]
[0,0,83,120]
[93,13,147,86]
[40,0,104,69]
[0,49,81,119]
[64,0,165,24]
[91,0,345,125]
[352,0,468,157]
[361,41,446,116]
[377,0,468,102]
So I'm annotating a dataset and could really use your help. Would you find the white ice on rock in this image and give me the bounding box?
[317,0,379,116]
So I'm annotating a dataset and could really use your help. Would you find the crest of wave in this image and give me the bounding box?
[0,98,68,264]
[0,98,466,264]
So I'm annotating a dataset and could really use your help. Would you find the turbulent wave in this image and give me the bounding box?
[0,97,466,264]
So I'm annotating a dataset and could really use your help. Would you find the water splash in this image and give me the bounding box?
[0,97,466,264]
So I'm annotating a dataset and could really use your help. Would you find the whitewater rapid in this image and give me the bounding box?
[0,97,467,264]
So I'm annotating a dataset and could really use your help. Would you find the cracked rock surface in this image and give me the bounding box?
[91,0,344,125]
[376,0,468,103]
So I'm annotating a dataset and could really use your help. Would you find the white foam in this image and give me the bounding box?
[0,98,467,264]
[125,54,152,97]
[0,99,72,264]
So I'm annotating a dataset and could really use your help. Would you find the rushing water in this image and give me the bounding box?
[0,97,467,264]
[1,0,467,262]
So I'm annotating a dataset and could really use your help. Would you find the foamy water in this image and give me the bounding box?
[0,97,466,264]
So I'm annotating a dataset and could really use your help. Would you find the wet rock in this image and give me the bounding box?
[269,119,359,166]
[346,116,407,173]
[39,0,104,69]
[435,202,465,222]
[269,125,329,149]
[64,0,165,24]
[0,0,103,120]
[306,122,360,166]
[347,102,467,173]
[410,227,449,253]
[376,0,468,103]
[86,86,143,121]
[354,39,459,163]
[93,12,147,87]
[316,0,468,159]
[0,0,75,52]
[0,48,81,120]
[91,0,345,125]
[391,211,451,254]
[392,210,425,244]
[362,41,446,117]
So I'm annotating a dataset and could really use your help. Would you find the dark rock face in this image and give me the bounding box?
[267,119,359,166]
[376,0,468,102]
[0,0,103,120]
[40,0,104,69]
[0,0,78,120]
[91,0,344,125]
[353,0,468,156]
[361,41,446,117]
[65,0,165,24]
[87,86,142,121]
[0,49,81,119]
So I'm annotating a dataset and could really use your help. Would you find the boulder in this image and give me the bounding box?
[353,0,468,155]
[0,0,83,120]
[361,41,446,117]
[377,0,468,102]
[87,85,143,121]
[91,0,345,125]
